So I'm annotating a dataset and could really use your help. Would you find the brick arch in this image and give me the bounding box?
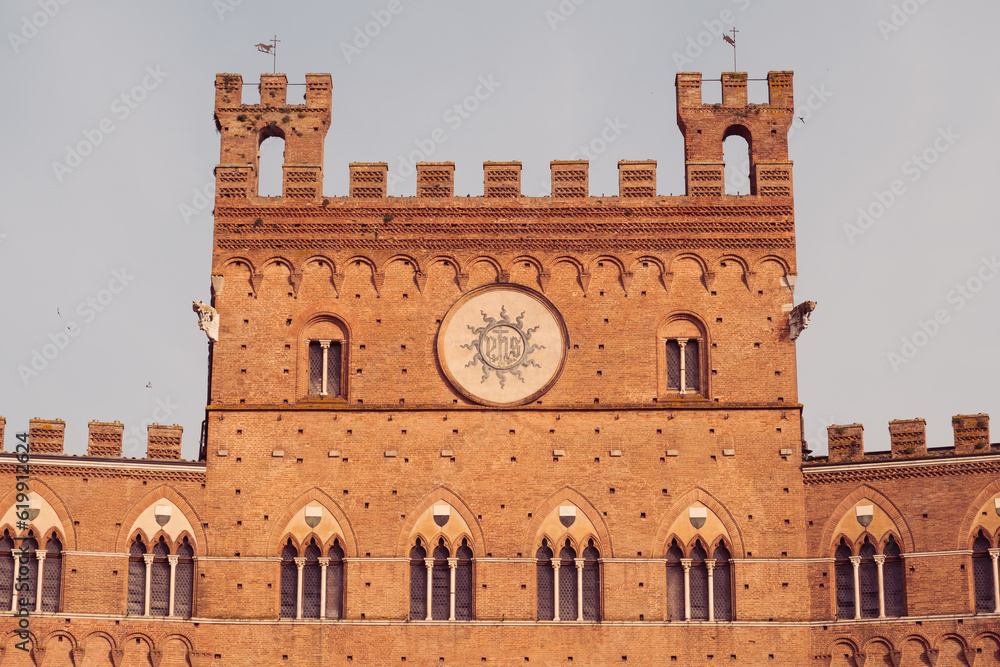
[817,485,915,554]
[41,629,78,650]
[522,486,613,558]
[861,636,896,657]
[396,487,485,558]
[113,486,207,554]
[754,254,793,278]
[160,633,194,652]
[219,255,256,275]
[956,477,1000,550]
[260,255,294,272]
[80,630,119,651]
[4,630,40,652]
[289,306,357,344]
[824,637,860,659]
[0,479,76,551]
[628,255,666,278]
[651,487,744,557]
[379,252,422,275]
[266,487,357,557]
[716,253,753,291]
[931,632,970,652]
[584,254,626,276]
[666,252,711,281]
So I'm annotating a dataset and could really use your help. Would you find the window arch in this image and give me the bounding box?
[558,540,578,622]
[431,539,450,620]
[834,535,908,619]
[299,316,348,401]
[455,538,473,621]
[665,539,684,621]
[174,536,194,618]
[0,530,13,612]
[688,541,709,620]
[834,538,855,620]
[972,530,996,613]
[279,539,298,619]
[257,127,285,197]
[127,535,147,615]
[536,539,554,621]
[582,539,601,622]
[722,125,752,195]
[150,536,171,616]
[712,541,732,622]
[409,539,427,620]
[302,538,322,618]
[857,537,878,619]
[326,539,345,620]
[41,533,62,612]
[657,314,709,400]
[882,535,904,617]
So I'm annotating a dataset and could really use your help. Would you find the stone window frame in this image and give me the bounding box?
[534,535,602,623]
[0,526,65,614]
[296,315,350,403]
[278,534,347,620]
[125,530,197,619]
[831,532,907,620]
[407,535,475,622]
[971,529,999,614]
[664,535,733,622]
[656,313,711,401]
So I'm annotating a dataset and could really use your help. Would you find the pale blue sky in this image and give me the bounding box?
[1,0,997,459]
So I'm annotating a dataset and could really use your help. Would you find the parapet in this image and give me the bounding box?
[4,417,185,460]
[822,413,993,464]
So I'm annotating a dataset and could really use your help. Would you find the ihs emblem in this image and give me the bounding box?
[461,306,545,387]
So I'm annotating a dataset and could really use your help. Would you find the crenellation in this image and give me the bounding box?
[87,420,124,458]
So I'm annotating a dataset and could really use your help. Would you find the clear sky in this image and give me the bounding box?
[1,0,997,460]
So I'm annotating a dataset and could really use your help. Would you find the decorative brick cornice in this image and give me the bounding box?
[802,455,1000,484]
[0,454,206,483]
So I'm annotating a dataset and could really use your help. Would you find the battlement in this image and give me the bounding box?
[212,71,793,203]
[2,417,186,460]
[814,412,994,465]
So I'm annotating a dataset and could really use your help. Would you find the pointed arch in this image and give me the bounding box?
[113,486,207,554]
[0,479,76,551]
[396,487,485,558]
[266,488,357,557]
[957,478,1000,550]
[652,487,744,557]
[522,487,613,558]
[817,485,915,554]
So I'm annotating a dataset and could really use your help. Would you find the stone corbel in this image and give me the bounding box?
[456,273,470,292]
[621,272,633,296]
[414,271,427,293]
[702,271,716,292]
[579,271,592,295]
[498,270,511,283]
[69,647,85,667]
[661,271,673,294]
[29,647,43,667]
[110,649,125,667]
[250,272,264,298]
[149,649,163,667]
[331,272,344,298]
[289,271,303,298]
[372,271,385,296]
[538,271,551,293]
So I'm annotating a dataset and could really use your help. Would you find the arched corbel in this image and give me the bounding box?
[538,270,551,293]
[456,272,470,292]
[289,270,303,298]
[579,271,592,295]
[414,271,427,292]
[621,272,634,296]
[372,271,385,296]
[250,272,263,298]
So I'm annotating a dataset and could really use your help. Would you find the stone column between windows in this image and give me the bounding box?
[849,556,861,620]
[318,557,330,620]
[10,553,17,612]
[319,341,332,396]
[448,558,458,621]
[34,551,45,612]
[706,559,716,622]
[873,555,886,618]
[552,560,561,622]
[990,548,1000,613]
[575,558,585,621]
[424,558,434,621]
[294,557,305,620]
[681,559,692,621]
[167,555,178,617]
[143,554,154,616]
[677,339,688,395]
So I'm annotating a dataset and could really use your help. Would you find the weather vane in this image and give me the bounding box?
[255,35,280,73]
[723,27,738,71]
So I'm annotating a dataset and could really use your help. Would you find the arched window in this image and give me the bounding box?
[0,531,13,612]
[689,541,709,620]
[723,128,751,195]
[326,539,345,620]
[582,539,600,621]
[127,535,147,615]
[19,533,38,612]
[455,538,474,621]
[302,539,322,618]
[279,540,297,619]
[300,318,348,401]
[972,530,996,613]
[659,316,708,399]
[409,539,427,620]
[558,541,578,622]
[41,534,62,612]
[149,537,171,616]
[431,539,450,620]
[882,535,904,617]
[665,539,684,621]
[174,537,194,618]
[858,537,879,618]
[712,541,732,622]
[834,538,854,619]
[536,540,554,621]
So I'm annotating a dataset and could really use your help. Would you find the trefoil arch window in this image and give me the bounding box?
[127,533,196,617]
[280,536,347,619]
[665,537,732,622]
[972,530,998,613]
[535,537,600,622]
[409,537,475,621]
[3,530,62,613]
[834,534,907,619]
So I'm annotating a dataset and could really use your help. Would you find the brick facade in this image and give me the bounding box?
[0,70,997,666]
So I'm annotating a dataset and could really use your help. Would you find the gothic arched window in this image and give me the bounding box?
[127,535,147,615]
[409,539,427,620]
[41,534,62,612]
[582,539,600,622]
[455,538,474,621]
[0,531,13,612]
[149,537,171,616]
[882,535,904,617]
[834,538,854,619]
[327,539,345,620]
[558,541,578,622]
[858,537,879,618]
[302,539,322,618]
[536,540,554,621]
[665,539,684,621]
[431,539,450,620]
[279,540,297,619]
[973,531,996,613]
[688,541,709,620]
[174,537,195,618]
[712,541,732,621]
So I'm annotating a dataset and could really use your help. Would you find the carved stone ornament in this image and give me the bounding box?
[192,300,220,343]
[437,285,568,407]
[788,300,816,341]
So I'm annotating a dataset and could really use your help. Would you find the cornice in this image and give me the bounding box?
[802,454,1000,484]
